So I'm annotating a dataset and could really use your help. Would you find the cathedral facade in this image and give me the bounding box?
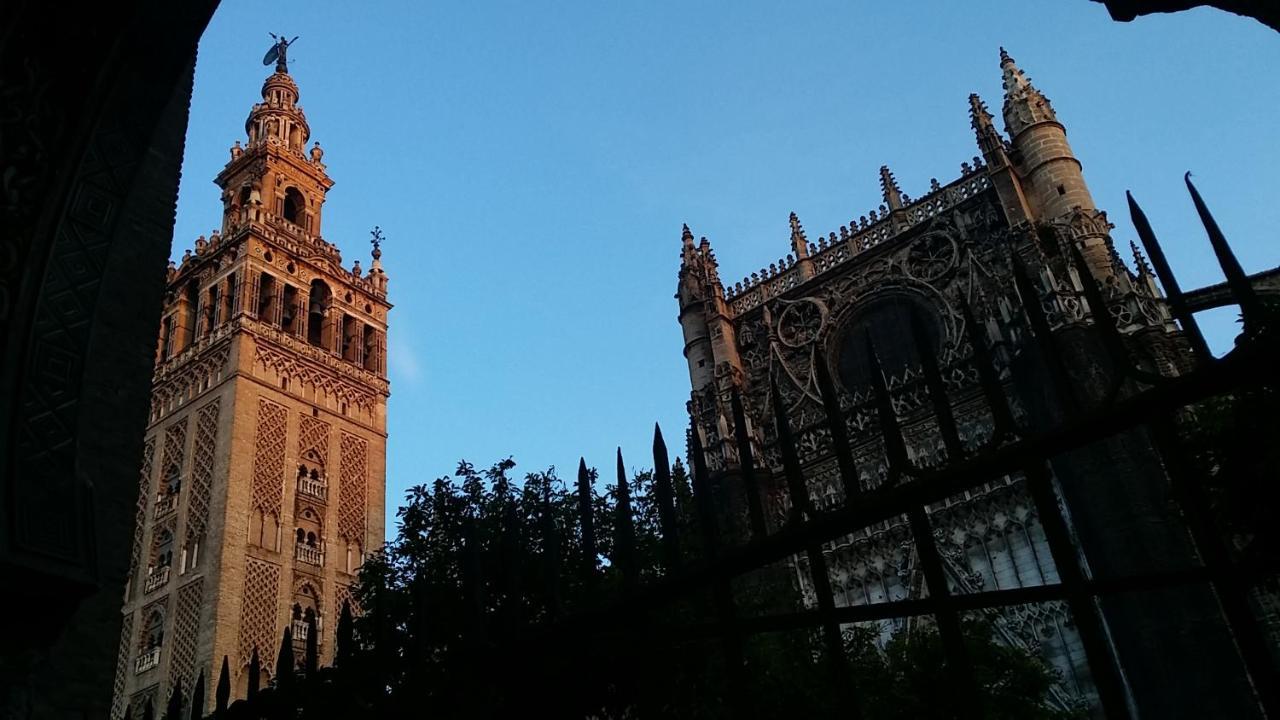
[111,56,390,717]
[676,50,1247,717]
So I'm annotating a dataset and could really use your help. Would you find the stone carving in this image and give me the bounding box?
[110,612,134,719]
[129,439,156,592]
[151,343,231,418]
[298,413,331,466]
[159,418,188,493]
[237,559,281,667]
[250,399,288,517]
[334,583,359,619]
[338,433,368,543]
[253,338,379,410]
[185,400,220,547]
[167,579,204,696]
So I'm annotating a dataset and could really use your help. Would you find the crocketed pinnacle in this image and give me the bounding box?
[879,166,904,210]
[999,47,1057,137]
[788,212,810,258]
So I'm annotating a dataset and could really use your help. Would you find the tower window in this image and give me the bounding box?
[223,272,237,321]
[1057,184,1066,196]
[362,325,378,373]
[308,280,332,348]
[204,284,220,336]
[283,187,305,226]
[257,272,277,322]
[341,314,360,362]
[282,284,299,334]
[182,280,199,350]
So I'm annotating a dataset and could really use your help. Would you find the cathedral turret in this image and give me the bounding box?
[676,225,741,393]
[996,49,1114,279]
[971,92,1033,225]
[999,49,1096,221]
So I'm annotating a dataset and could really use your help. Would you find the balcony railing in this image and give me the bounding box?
[297,476,327,500]
[135,647,160,674]
[154,494,177,517]
[143,565,171,594]
[295,543,323,566]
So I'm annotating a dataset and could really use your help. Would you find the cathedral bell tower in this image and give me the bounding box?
[112,46,391,718]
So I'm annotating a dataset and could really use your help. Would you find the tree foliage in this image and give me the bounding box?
[334,457,1077,718]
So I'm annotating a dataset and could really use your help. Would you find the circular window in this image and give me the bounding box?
[345,292,353,303]
[834,292,942,393]
[364,303,372,313]
[287,262,296,274]
[263,250,273,263]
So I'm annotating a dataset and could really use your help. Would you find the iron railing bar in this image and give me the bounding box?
[771,365,864,719]
[549,558,1280,640]
[911,310,965,460]
[730,386,769,540]
[1127,191,1212,362]
[1012,252,1081,419]
[580,343,1270,608]
[959,296,1019,442]
[814,348,862,500]
[867,333,979,715]
[1147,414,1280,716]
[689,421,750,717]
[1023,461,1132,718]
[1185,173,1264,334]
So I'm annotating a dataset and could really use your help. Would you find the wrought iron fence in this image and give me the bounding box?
[129,176,1278,718]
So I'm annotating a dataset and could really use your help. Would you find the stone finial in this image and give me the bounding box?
[230,140,243,160]
[681,223,695,247]
[879,166,904,210]
[1129,240,1153,277]
[310,141,324,164]
[352,260,363,277]
[788,212,809,258]
[999,47,1057,136]
[969,93,995,132]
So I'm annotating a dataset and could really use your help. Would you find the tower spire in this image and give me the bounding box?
[788,212,810,258]
[879,166,904,211]
[999,47,1058,137]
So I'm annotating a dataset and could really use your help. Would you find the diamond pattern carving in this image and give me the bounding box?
[186,399,220,544]
[111,611,134,718]
[237,559,281,667]
[338,433,367,543]
[129,439,156,592]
[250,399,287,516]
[298,414,330,466]
[167,579,203,696]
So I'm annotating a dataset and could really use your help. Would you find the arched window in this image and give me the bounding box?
[306,280,332,348]
[282,187,305,226]
[143,610,165,649]
[835,292,942,394]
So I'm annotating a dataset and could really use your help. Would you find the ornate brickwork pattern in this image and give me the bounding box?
[334,583,359,619]
[129,439,156,587]
[298,413,330,465]
[111,612,134,719]
[167,579,204,695]
[159,417,189,483]
[338,432,368,542]
[237,559,281,667]
[250,399,287,516]
[186,399,220,544]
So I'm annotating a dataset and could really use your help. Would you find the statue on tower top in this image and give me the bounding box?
[263,33,298,73]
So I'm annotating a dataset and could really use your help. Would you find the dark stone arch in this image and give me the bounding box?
[0,2,220,716]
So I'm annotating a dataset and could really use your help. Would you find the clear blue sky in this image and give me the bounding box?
[175,2,1279,539]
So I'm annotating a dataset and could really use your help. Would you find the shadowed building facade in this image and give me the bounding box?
[111,56,390,717]
[676,49,1258,717]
